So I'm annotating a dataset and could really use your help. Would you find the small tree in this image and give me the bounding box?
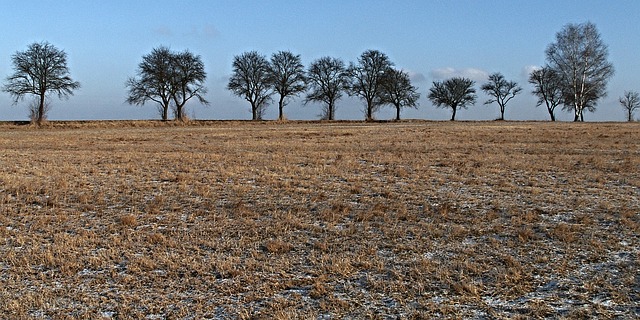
[267,51,306,121]
[305,57,348,120]
[379,69,420,120]
[126,47,208,121]
[546,22,614,121]
[227,51,273,120]
[3,42,80,124]
[428,77,477,121]
[481,72,522,121]
[346,50,394,121]
[619,90,640,122]
[529,67,563,121]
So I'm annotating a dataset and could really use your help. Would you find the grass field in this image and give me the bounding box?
[0,120,638,319]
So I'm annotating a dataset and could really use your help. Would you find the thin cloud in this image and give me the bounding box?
[153,25,173,37]
[521,65,540,79]
[430,67,489,82]
[185,24,220,39]
[154,24,220,39]
[406,70,426,83]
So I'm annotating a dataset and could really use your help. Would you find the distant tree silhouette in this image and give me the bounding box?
[619,90,640,122]
[427,77,477,121]
[481,73,522,121]
[379,69,420,120]
[227,51,273,120]
[305,57,348,120]
[267,51,306,121]
[3,42,80,124]
[346,50,394,121]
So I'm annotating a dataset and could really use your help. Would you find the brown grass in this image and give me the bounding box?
[0,120,638,318]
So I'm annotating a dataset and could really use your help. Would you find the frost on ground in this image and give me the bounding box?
[0,120,638,319]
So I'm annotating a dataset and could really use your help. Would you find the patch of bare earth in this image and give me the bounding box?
[0,120,638,319]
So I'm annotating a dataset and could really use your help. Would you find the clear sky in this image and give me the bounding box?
[0,0,638,121]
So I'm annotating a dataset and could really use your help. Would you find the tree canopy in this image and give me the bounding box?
[3,41,80,124]
[529,67,563,121]
[346,50,394,121]
[267,51,306,121]
[126,46,208,121]
[619,90,640,122]
[227,51,273,120]
[305,57,348,120]
[428,77,477,121]
[379,69,420,120]
[481,73,522,121]
[546,22,614,121]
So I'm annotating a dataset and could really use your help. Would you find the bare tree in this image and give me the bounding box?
[3,42,80,124]
[126,47,208,121]
[546,22,614,121]
[428,77,477,121]
[169,50,209,121]
[346,50,394,121]
[228,51,273,120]
[619,90,640,122]
[481,72,522,121]
[379,69,420,120]
[126,47,175,121]
[529,67,563,121]
[267,51,306,121]
[305,57,348,120]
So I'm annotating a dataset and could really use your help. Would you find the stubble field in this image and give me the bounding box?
[0,120,638,319]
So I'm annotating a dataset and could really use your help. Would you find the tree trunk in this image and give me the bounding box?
[162,105,169,121]
[395,105,401,121]
[278,96,285,121]
[366,102,373,121]
[37,94,45,124]
[252,103,258,121]
[176,105,184,121]
[549,111,556,122]
[499,105,505,120]
[329,104,334,120]
[451,107,457,121]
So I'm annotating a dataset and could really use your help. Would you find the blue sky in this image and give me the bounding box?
[0,0,638,121]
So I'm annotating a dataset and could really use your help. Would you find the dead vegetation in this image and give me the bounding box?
[0,120,638,319]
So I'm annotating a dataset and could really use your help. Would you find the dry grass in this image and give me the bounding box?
[0,120,638,319]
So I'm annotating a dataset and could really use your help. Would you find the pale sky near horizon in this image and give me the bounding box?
[0,1,638,121]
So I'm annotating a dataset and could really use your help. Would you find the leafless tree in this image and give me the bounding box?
[379,69,420,120]
[346,50,394,121]
[126,47,208,121]
[428,77,477,121]
[169,50,209,121]
[546,22,614,121]
[619,90,640,122]
[3,42,80,124]
[126,47,175,121]
[227,51,272,120]
[529,67,563,121]
[305,57,348,120]
[481,72,522,121]
[267,51,306,120]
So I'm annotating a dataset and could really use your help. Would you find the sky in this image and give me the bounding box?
[0,0,638,121]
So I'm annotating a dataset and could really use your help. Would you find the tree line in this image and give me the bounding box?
[2,22,638,125]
